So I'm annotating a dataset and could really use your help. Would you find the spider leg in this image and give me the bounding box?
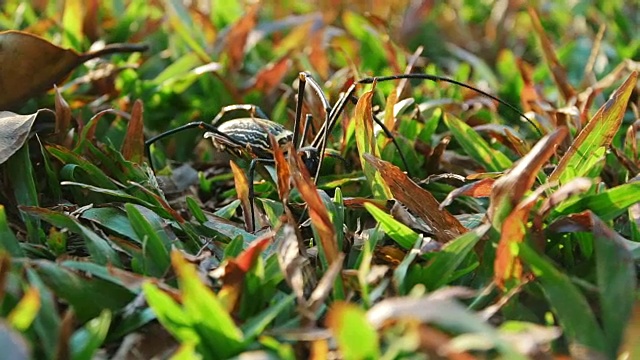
[211,104,269,126]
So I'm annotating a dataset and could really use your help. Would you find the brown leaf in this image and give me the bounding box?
[0,31,148,109]
[528,7,576,101]
[363,154,467,243]
[121,100,145,164]
[248,56,291,94]
[440,178,496,209]
[489,127,568,228]
[82,0,100,41]
[494,199,537,289]
[226,5,260,70]
[230,160,254,232]
[309,29,329,80]
[54,85,72,145]
[289,152,339,265]
[0,109,55,165]
[270,135,290,201]
[219,233,273,312]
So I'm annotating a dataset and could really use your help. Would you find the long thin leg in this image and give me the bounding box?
[145,121,244,171]
[247,157,276,232]
[371,112,413,177]
[298,73,334,183]
[248,158,259,232]
[293,74,307,151]
[211,104,269,126]
[299,114,313,149]
[358,73,542,136]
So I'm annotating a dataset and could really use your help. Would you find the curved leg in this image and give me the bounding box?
[247,157,276,232]
[145,121,244,172]
[358,73,542,136]
[248,158,259,232]
[211,104,269,126]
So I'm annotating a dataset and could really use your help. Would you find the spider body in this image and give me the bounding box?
[204,118,293,159]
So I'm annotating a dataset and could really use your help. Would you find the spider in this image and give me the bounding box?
[145,72,535,231]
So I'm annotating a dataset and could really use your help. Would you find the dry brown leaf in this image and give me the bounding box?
[248,56,291,94]
[489,127,568,228]
[0,31,147,109]
[230,160,253,232]
[309,28,330,80]
[121,100,145,164]
[289,151,339,265]
[225,4,260,70]
[54,85,72,145]
[0,109,54,165]
[363,154,467,243]
[528,7,576,101]
[440,178,496,209]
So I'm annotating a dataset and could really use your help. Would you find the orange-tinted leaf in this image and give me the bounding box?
[494,200,537,289]
[54,85,72,145]
[549,71,637,184]
[440,178,495,208]
[249,56,291,94]
[270,135,290,201]
[363,154,467,243]
[528,7,576,101]
[289,152,339,265]
[121,100,145,164]
[489,127,568,228]
[230,160,253,232]
[219,233,273,311]
[0,31,147,109]
[82,0,100,41]
[309,29,329,80]
[226,4,260,70]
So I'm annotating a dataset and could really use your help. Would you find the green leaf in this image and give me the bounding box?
[6,144,42,244]
[553,182,640,221]
[142,282,199,343]
[0,205,23,256]
[422,224,489,290]
[81,207,141,243]
[242,294,295,340]
[327,302,380,360]
[592,216,636,357]
[21,206,121,266]
[70,310,112,360]
[125,204,171,277]
[364,202,420,249]
[518,242,607,356]
[444,114,512,172]
[550,71,637,184]
[172,251,245,358]
[33,260,135,322]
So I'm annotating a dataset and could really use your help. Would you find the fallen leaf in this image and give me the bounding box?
[364,154,467,243]
[0,30,148,109]
[0,109,55,165]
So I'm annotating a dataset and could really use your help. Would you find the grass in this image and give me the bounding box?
[0,1,639,359]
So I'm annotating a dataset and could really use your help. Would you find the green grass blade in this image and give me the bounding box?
[444,114,512,172]
[518,242,607,356]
